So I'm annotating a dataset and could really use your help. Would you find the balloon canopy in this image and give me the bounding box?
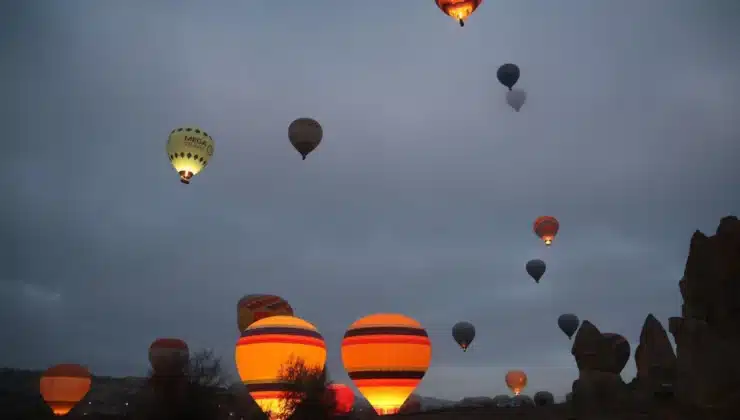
[452,321,476,351]
[505,370,528,395]
[557,314,580,339]
[533,216,559,246]
[326,383,355,415]
[525,259,546,283]
[40,364,92,416]
[235,315,326,420]
[435,0,483,27]
[166,126,214,184]
[237,294,294,333]
[342,313,432,415]
[149,338,189,376]
[506,88,527,111]
[496,63,520,90]
[602,332,631,374]
[288,118,322,160]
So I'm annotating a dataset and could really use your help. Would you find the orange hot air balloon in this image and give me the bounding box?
[149,338,189,376]
[533,216,559,246]
[341,313,432,416]
[505,370,528,396]
[237,294,294,333]
[326,383,355,416]
[235,315,326,420]
[435,0,483,27]
[40,364,92,416]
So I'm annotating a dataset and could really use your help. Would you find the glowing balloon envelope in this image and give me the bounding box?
[288,118,322,160]
[435,0,483,27]
[235,315,326,420]
[166,126,214,184]
[505,370,528,396]
[342,313,432,415]
[533,216,559,246]
[149,338,189,376]
[326,383,355,415]
[237,294,294,333]
[40,364,92,416]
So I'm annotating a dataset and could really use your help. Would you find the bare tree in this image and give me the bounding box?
[276,357,335,420]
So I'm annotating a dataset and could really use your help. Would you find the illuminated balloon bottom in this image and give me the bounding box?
[248,388,298,420]
[47,402,77,416]
[355,380,418,416]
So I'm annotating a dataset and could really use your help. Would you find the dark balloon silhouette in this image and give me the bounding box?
[452,321,476,351]
[603,332,631,373]
[525,259,546,283]
[496,63,520,90]
[558,314,580,339]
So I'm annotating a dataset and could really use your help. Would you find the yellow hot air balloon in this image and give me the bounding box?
[235,315,326,420]
[341,313,432,415]
[166,126,214,184]
[40,364,92,416]
[237,294,294,333]
[505,370,528,396]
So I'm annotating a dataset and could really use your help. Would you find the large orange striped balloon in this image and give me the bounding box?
[237,294,294,333]
[533,216,559,246]
[40,364,92,416]
[505,370,528,395]
[235,315,326,420]
[149,338,189,376]
[341,313,432,415]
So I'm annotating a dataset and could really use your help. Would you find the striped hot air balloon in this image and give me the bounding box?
[341,313,432,416]
[235,315,326,420]
[148,338,189,377]
[40,364,92,416]
[237,294,294,333]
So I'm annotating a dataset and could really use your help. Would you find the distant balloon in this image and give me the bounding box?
[533,391,554,406]
[148,338,189,376]
[288,118,322,160]
[511,394,535,407]
[40,364,92,416]
[506,88,526,111]
[237,294,294,333]
[452,321,476,351]
[533,216,559,246]
[496,64,520,90]
[602,333,630,374]
[505,370,528,396]
[557,314,580,339]
[235,316,326,420]
[434,0,483,27]
[326,383,355,416]
[342,313,432,415]
[525,259,546,283]
[166,126,214,184]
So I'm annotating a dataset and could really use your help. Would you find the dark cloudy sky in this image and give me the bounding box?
[2,0,738,401]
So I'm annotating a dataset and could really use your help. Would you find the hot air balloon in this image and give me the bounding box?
[288,118,322,160]
[148,338,189,377]
[237,294,294,333]
[602,333,630,374]
[525,259,546,283]
[511,394,535,407]
[452,321,475,351]
[496,64,520,91]
[434,0,483,27]
[506,88,526,112]
[235,315,326,420]
[341,313,432,415]
[557,314,580,339]
[40,364,92,416]
[492,395,511,407]
[505,370,527,396]
[166,126,214,184]
[326,383,355,416]
[533,391,554,406]
[533,216,559,246]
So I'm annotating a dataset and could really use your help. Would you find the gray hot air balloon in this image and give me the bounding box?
[288,117,322,160]
[506,88,527,112]
[533,391,554,406]
[525,259,546,283]
[557,313,580,339]
[452,321,476,352]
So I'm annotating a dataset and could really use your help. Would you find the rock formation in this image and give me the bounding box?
[633,313,676,400]
[668,215,740,410]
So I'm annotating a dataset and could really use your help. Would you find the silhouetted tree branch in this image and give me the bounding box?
[277,357,334,420]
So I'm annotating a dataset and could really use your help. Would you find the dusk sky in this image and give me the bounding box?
[1,0,739,401]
